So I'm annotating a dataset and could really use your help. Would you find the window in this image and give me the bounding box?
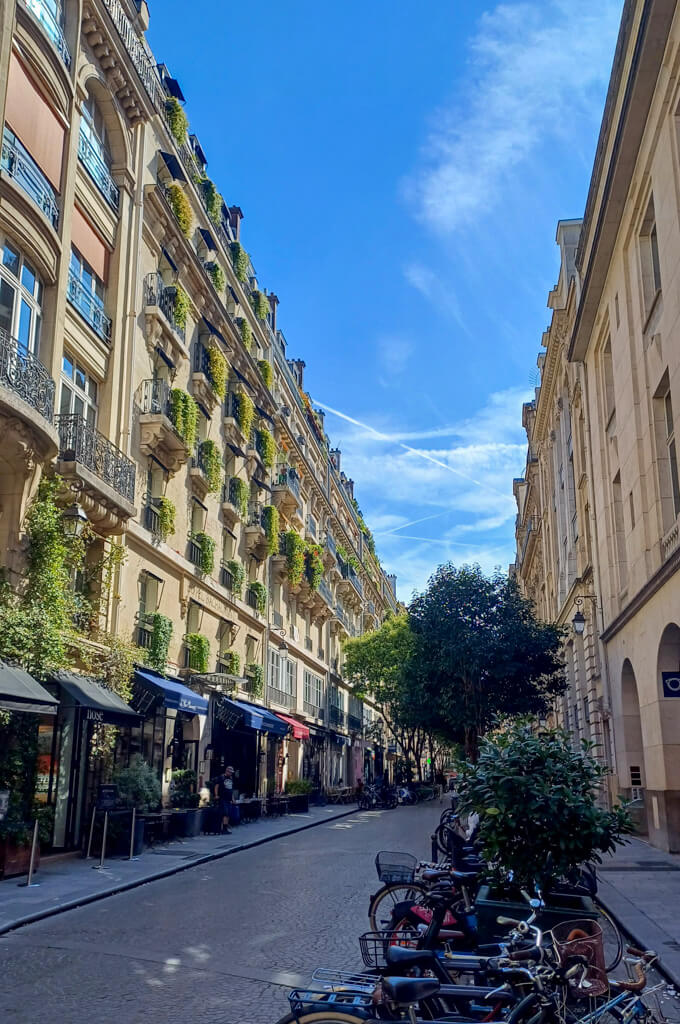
[268,647,280,690]
[601,338,615,424]
[303,669,323,709]
[59,352,98,428]
[629,491,636,529]
[0,238,43,353]
[69,246,104,307]
[285,659,296,697]
[139,572,160,616]
[639,196,662,316]
[614,292,620,329]
[630,766,642,788]
[665,390,680,520]
[80,92,111,169]
[190,499,206,535]
[612,471,628,591]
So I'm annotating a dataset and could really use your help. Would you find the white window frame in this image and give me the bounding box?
[0,237,43,355]
[59,351,98,428]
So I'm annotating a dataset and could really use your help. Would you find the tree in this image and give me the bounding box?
[409,564,566,760]
[343,613,433,779]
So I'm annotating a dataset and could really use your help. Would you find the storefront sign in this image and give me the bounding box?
[86,708,105,723]
[0,790,9,822]
[97,784,117,810]
[662,672,680,697]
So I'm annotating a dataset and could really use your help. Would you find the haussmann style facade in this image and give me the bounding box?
[0,0,398,855]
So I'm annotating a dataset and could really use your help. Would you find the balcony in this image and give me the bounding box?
[303,700,322,720]
[331,603,350,639]
[318,577,334,609]
[144,500,161,538]
[67,270,112,344]
[143,272,187,365]
[78,128,120,211]
[348,713,362,733]
[221,476,245,528]
[223,391,248,446]
[323,531,337,569]
[271,463,301,518]
[328,704,346,730]
[192,341,221,413]
[1,128,58,229]
[0,329,55,426]
[138,378,190,473]
[21,0,72,68]
[0,328,59,475]
[137,613,153,650]
[244,501,268,558]
[267,684,295,710]
[246,586,260,612]
[55,414,137,533]
[187,536,203,568]
[661,518,680,563]
[338,560,363,605]
[305,513,317,541]
[220,562,235,592]
[95,0,165,113]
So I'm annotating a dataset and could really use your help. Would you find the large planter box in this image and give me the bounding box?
[111,815,146,857]
[0,838,39,879]
[287,794,309,813]
[172,808,204,838]
[475,884,598,943]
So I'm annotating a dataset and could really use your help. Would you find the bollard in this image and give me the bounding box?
[128,807,137,861]
[18,819,40,888]
[86,806,97,860]
[93,811,108,870]
[431,832,438,864]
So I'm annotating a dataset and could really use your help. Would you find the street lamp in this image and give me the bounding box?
[62,502,88,539]
[572,594,597,635]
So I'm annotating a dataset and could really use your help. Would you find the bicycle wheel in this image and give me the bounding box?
[274,1013,371,1024]
[594,898,623,972]
[368,881,427,931]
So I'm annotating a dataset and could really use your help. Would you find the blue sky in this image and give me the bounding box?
[148,0,622,602]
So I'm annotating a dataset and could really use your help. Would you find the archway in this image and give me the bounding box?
[620,659,644,795]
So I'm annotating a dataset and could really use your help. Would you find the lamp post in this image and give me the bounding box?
[572,594,597,635]
[62,502,88,539]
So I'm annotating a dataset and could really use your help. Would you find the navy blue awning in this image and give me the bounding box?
[199,228,217,252]
[224,697,288,736]
[232,368,254,392]
[134,668,208,715]
[159,151,187,184]
[202,317,227,345]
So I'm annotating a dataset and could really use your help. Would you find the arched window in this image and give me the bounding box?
[78,91,119,210]
[0,236,43,355]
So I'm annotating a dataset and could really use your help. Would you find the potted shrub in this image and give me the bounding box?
[170,769,203,837]
[457,720,633,940]
[285,778,313,813]
[111,755,161,856]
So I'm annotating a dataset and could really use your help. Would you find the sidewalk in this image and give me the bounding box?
[597,835,680,986]
[0,804,354,936]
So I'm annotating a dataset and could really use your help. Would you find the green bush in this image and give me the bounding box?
[173,284,190,329]
[171,769,198,808]
[165,97,188,145]
[193,532,215,575]
[169,390,198,449]
[222,650,240,674]
[262,505,280,556]
[185,633,210,673]
[257,428,276,469]
[305,543,324,590]
[113,755,161,813]
[167,184,192,238]
[200,178,223,225]
[285,778,313,795]
[257,359,273,389]
[235,391,255,438]
[457,720,633,891]
[230,242,249,283]
[251,289,269,320]
[207,344,227,399]
[157,497,176,541]
[240,319,253,353]
[207,263,225,294]
[199,439,222,492]
[284,531,305,586]
[148,613,173,673]
[230,477,249,519]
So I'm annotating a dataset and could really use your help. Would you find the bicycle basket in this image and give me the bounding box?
[359,929,420,968]
[375,851,418,883]
[551,919,608,998]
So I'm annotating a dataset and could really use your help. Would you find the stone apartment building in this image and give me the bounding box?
[0,0,397,849]
[515,0,680,851]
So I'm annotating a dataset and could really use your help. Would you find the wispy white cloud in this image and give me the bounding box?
[404,0,620,234]
[403,262,468,331]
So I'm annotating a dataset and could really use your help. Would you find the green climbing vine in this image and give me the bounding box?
[257,359,273,389]
[225,560,245,596]
[251,289,269,320]
[157,497,176,542]
[173,284,190,330]
[207,263,225,294]
[207,344,228,400]
[304,543,324,591]
[284,531,305,586]
[169,389,198,448]
[166,184,193,238]
[221,650,240,674]
[262,505,279,556]
[165,96,188,145]
[230,241,249,283]
[246,663,264,697]
[249,581,267,614]
[229,477,249,519]
[200,178,223,225]
[185,633,209,673]
[199,439,222,492]
[192,532,215,575]
[240,318,253,353]
[235,391,255,439]
[257,427,276,469]
[148,613,173,673]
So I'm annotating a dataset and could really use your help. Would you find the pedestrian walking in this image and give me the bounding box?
[214,765,235,834]
[435,769,446,802]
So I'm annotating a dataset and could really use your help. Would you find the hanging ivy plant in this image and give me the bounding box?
[166,184,193,237]
[305,543,324,591]
[262,505,279,556]
[257,359,273,389]
[246,663,264,697]
[248,581,267,614]
[193,532,215,575]
[199,439,222,492]
[148,613,173,673]
[222,650,240,675]
[165,97,188,145]
[284,531,305,586]
[240,318,253,353]
[257,427,276,469]
[173,285,190,330]
[230,477,249,519]
[235,391,255,439]
[230,241,249,283]
[169,389,198,449]
[200,178,223,225]
[157,497,176,541]
[251,289,269,320]
[207,263,225,294]
[207,344,228,400]
[225,559,245,596]
[185,632,209,673]
[336,543,360,573]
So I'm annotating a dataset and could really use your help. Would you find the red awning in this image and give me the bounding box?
[275,713,310,740]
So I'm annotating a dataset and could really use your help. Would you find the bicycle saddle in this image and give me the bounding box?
[382,976,440,1004]
[386,945,436,967]
[449,869,479,882]
[422,868,451,882]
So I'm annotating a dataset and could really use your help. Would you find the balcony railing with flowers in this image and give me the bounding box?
[67,270,112,343]
[143,272,186,343]
[78,127,120,210]
[1,128,59,228]
[0,328,55,422]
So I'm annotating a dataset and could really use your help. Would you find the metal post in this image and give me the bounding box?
[93,811,108,870]
[128,807,137,861]
[431,832,438,865]
[86,805,97,859]
[18,819,40,887]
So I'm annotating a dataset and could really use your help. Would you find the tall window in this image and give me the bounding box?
[59,352,97,428]
[70,247,105,312]
[80,92,111,168]
[0,238,42,353]
[664,389,680,520]
[640,196,662,316]
[303,669,323,709]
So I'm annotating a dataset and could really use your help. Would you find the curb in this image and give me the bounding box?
[0,806,356,937]
[596,884,680,990]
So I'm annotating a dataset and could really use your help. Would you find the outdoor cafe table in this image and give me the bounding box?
[234,797,262,822]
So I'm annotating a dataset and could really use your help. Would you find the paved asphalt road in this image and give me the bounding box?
[0,802,442,1024]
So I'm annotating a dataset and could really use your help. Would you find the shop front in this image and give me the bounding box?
[328,731,351,787]
[302,725,326,797]
[46,670,140,850]
[208,695,288,799]
[274,714,310,788]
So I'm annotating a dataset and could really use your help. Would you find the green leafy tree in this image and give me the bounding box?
[410,564,566,760]
[457,720,633,890]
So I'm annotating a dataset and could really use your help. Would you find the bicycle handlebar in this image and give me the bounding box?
[612,961,646,992]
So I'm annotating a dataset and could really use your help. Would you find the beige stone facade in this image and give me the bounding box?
[0,0,397,832]
[515,0,680,851]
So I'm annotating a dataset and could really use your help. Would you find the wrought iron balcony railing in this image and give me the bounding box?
[187,537,202,568]
[143,272,185,342]
[100,0,165,111]
[348,714,362,732]
[335,604,349,629]
[1,128,59,228]
[247,501,264,528]
[67,270,112,343]
[223,476,244,513]
[55,414,136,504]
[140,377,171,417]
[273,463,300,499]
[21,0,71,68]
[303,700,322,719]
[246,587,259,611]
[267,685,295,710]
[137,614,153,650]
[328,704,346,729]
[78,128,120,210]
[341,561,364,598]
[0,328,55,422]
[318,578,333,607]
[326,532,337,559]
[220,563,234,591]
[144,500,160,537]
[306,514,317,539]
